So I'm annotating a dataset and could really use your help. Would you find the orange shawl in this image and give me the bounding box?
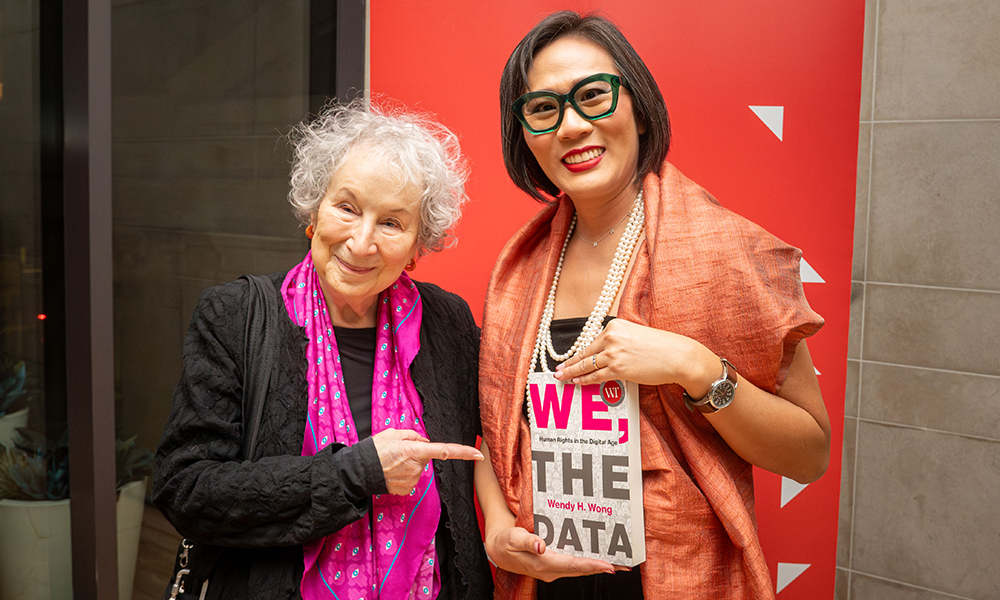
[479,161,823,599]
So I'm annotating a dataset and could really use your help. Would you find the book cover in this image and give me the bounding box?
[527,372,644,566]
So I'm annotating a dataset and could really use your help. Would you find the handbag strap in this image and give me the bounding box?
[240,273,279,460]
[167,274,280,599]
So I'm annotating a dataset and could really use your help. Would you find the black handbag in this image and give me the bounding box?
[164,274,279,600]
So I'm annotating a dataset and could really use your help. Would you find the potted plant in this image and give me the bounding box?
[0,359,34,447]
[0,428,154,600]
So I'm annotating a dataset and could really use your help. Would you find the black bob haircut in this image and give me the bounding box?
[499,11,671,202]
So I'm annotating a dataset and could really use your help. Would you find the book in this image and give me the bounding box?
[527,372,645,566]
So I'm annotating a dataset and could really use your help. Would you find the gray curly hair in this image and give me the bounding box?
[288,101,469,256]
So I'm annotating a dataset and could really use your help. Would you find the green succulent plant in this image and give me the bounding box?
[0,359,34,418]
[115,435,154,490]
[0,428,152,501]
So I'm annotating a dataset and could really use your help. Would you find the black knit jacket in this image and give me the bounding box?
[153,271,493,600]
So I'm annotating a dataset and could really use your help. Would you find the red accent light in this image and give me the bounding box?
[37,314,46,320]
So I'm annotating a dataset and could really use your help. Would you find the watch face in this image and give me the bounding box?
[711,381,737,409]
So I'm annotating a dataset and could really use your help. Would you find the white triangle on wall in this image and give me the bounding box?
[780,477,808,508]
[749,105,784,141]
[800,258,825,283]
[776,562,811,593]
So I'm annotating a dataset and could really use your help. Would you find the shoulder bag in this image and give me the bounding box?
[164,274,279,600]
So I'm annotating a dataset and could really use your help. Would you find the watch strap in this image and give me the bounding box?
[683,358,738,413]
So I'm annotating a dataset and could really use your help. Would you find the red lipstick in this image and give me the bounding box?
[561,146,605,173]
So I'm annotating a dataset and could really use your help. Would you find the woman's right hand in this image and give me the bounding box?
[475,441,618,581]
[372,428,483,495]
[486,524,617,582]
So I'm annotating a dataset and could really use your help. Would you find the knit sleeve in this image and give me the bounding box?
[152,281,381,547]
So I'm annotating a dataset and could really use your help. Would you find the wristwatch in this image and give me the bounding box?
[683,358,738,413]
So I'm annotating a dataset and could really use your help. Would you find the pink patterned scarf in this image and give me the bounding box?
[282,253,441,599]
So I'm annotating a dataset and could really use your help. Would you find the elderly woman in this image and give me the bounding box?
[154,103,493,600]
[475,11,831,600]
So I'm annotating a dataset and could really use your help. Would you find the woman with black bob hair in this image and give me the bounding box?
[477,11,830,599]
[498,12,670,201]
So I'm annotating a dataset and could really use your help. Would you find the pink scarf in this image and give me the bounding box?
[282,253,441,599]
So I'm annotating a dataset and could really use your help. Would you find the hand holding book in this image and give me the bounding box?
[554,319,831,484]
[488,522,622,581]
[475,441,623,580]
[552,319,719,398]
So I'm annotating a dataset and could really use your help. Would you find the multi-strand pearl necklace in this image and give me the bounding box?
[528,190,645,376]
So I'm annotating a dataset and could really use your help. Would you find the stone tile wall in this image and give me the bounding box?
[838,1,1000,598]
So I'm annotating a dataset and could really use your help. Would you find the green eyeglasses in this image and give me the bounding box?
[512,73,624,135]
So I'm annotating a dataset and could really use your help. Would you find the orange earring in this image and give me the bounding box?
[405,258,417,271]
[305,225,314,239]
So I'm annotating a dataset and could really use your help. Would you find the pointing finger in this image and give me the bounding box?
[412,442,484,462]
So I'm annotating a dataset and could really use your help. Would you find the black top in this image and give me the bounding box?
[153,271,492,600]
[548,317,592,362]
[536,316,615,368]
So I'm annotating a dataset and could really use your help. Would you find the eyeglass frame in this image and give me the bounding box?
[511,73,626,135]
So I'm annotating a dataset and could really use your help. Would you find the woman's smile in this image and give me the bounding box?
[562,146,605,171]
[335,255,377,275]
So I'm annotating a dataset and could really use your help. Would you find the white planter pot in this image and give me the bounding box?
[0,478,147,600]
[0,407,28,448]
[116,478,148,600]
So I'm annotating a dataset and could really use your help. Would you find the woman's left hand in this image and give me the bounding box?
[554,319,715,394]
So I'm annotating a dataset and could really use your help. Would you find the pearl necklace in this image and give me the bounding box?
[528,190,644,376]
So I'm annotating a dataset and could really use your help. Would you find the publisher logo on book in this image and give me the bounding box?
[600,380,625,408]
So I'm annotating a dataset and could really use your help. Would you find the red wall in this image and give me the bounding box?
[372,1,864,597]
